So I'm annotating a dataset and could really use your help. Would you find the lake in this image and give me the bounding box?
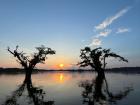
[0,71,140,105]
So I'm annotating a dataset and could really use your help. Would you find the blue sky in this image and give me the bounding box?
[0,0,140,69]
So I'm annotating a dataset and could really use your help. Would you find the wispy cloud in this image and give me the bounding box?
[89,38,102,46]
[96,29,112,37]
[116,28,130,34]
[94,7,131,31]
[88,6,131,47]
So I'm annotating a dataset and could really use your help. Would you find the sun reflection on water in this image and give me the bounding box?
[59,74,64,81]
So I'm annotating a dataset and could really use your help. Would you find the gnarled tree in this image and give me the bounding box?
[7,45,55,82]
[78,47,128,77]
[78,47,130,104]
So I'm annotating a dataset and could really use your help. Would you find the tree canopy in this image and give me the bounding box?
[7,45,55,70]
[78,47,128,71]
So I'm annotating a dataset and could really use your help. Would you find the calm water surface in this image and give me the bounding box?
[0,71,140,105]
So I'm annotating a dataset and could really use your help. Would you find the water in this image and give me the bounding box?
[0,71,140,105]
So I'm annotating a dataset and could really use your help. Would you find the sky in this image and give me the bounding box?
[0,0,140,69]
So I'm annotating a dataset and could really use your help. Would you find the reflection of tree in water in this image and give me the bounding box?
[79,75,133,105]
[2,80,54,105]
[78,47,133,105]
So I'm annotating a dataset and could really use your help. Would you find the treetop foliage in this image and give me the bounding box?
[78,47,128,70]
[7,45,55,69]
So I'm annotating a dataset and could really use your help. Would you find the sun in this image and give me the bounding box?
[59,63,64,68]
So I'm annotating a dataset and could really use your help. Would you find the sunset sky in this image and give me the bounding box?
[0,0,140,69]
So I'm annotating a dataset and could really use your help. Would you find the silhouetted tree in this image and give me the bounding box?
[78,47,128,77]
[7,45,55,82]
[78,47,131,105]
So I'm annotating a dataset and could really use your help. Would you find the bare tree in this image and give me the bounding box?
[7,45,55,82]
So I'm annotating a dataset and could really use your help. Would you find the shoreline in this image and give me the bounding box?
[0,67,140,74]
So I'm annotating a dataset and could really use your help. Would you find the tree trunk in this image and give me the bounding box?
[24,68,32,83]
[103,57,106,69]
[94,70,106,101]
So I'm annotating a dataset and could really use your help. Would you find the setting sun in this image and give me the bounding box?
[59,64,64,68]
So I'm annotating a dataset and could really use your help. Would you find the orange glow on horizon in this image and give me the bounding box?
[59,63,64,68]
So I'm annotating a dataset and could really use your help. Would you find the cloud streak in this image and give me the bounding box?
[88,6,131,47]
[95,7,131,30]
[116,28,130,34]
[89,38,102,46]
[96,29,112,37]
